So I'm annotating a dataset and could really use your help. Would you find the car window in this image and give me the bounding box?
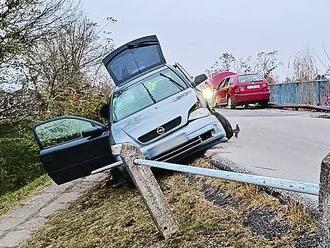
[112,84,154,122]
[221,78,230,88]
[34,118,96,149]
[218,78,226,89]
[144,69,185,101]
[238,74,264,83]
[112,68,187,122]
[107,45,163,84]
[228,77,234,85]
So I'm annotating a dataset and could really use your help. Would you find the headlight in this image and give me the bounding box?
[188,107,211,121]
[201,87,216,108]
[202,87,214,100]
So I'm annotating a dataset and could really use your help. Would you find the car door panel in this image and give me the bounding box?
[33,117,115,184]
[217,78,229,105]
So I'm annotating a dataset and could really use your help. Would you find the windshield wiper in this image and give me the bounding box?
[114,88,128,97]
[142,84,156,103]
[159,73,185,90]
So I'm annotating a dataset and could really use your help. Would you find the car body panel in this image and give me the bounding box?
[140,115,226,161]
[231,92,270,104]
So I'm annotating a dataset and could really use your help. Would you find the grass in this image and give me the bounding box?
[0,175,52,216]
[21,158,318,247]
[0,120,51,216]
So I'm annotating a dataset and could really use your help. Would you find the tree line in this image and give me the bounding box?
[0,0,115,122]
[207,48,330,83]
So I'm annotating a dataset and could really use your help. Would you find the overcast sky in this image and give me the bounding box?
[82,0,330,81]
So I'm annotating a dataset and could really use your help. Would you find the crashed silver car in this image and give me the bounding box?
[33,35,235,185]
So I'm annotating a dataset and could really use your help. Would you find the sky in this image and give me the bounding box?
[82,0,330,81]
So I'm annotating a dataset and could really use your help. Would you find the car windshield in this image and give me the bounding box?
[238,74,264,83]
[111,68,187,122]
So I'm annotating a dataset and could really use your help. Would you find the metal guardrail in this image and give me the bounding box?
[134,159,320,195]
[91,160,123,175]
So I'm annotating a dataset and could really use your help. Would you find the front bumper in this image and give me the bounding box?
[140,115,226,161]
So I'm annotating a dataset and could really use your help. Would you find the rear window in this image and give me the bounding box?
[238,74,264,83]
[106,45,164,86]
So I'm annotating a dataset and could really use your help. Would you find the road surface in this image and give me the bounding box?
[213,108,330,184]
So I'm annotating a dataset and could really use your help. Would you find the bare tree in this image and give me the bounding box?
[292,50,318,82]
[21,13,114,117]
[235,56,252,74]
[254,50,279,79]
[207,53,236,77]
[0,0,74,68]
[207,50,280,82]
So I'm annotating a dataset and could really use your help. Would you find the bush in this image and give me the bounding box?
[0,137,44,195]
[0,120,44,196]
[0,86,110,196]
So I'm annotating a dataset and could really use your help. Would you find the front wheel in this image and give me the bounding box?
[210,110,234,140]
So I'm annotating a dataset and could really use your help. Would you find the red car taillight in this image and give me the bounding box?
[233,86,244,93]
[262,83,270,91]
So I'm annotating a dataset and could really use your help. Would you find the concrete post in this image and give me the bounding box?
[120,144,179,239]
[319,153,330,246]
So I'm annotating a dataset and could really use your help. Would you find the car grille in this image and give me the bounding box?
[154,130,213,161]
[138,117,182,143]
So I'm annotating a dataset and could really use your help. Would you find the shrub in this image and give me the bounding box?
[0,137,44,195]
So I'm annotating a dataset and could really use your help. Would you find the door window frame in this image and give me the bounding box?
[218,77,230,89]
[33,116,106,150]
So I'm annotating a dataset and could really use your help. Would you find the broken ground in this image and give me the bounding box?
[21,158,320,247]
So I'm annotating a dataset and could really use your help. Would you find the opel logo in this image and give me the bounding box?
[156,126,165,135]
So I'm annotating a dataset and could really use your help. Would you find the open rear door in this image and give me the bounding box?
[102,35,166,87]
[33,116,116,184]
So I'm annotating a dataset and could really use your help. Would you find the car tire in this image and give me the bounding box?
[227,96,234,109]
[210,110,234,140]
[259,101,269,108]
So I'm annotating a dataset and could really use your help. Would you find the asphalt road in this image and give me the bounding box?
[214,107,330,184]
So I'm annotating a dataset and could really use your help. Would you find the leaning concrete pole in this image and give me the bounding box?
[120,144,179,239]
[319,153,330,247]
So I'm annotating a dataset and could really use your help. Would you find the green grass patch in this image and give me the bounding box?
[0,175,52,216]
[21,159,318,247]
[0,137,45,195]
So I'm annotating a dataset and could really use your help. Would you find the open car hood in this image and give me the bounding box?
[102,35,166,87]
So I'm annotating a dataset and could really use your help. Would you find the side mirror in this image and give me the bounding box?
[194,74,208,86]
[99,103,109,120]
[82,126,104,138]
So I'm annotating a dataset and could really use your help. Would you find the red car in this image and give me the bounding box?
[210,72,270,108]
